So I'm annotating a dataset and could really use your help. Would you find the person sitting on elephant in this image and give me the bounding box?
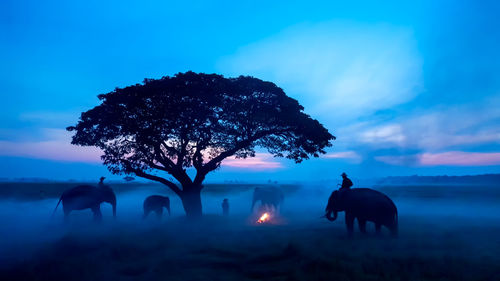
[339,172,353,190]
[98,176,106,187]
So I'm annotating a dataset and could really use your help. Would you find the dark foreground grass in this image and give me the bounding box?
[2,215,500,281]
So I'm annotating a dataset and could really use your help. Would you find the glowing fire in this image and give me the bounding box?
[257,212,270,224]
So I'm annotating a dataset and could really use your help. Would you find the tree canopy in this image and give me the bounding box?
[68,71,335,216]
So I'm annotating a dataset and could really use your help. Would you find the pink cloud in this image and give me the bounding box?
[0,129,103,163]
[376,151,500,167]
[0,129,284,170]
[419,151,500,166]
[0,140,103,163]
[221,153,283,170]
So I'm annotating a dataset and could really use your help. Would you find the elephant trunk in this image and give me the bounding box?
[251,198,257,212]
[325,209,337,221]
[108,195,116,218]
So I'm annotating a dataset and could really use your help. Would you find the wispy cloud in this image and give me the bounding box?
[221,153,283,170]
[376,151,500,167]
[360,124,406,146]
[340,97,500,152]
[0,128,102,163]
[419,151,500,166]
[218,21,423,124]
[375,155,418,166]
[323,151,362,163]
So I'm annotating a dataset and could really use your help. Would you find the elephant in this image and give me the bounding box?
[52,184,116,221]
[251,187,284,213]
[143,195,171,219]
[324,188,398,236]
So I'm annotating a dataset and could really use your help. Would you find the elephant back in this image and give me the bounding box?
[62,185,97,198]
[343,188,397,213]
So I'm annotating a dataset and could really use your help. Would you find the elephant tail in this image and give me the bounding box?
[51,196,63,218]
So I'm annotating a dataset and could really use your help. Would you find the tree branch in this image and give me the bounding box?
[154,144,193,186]
[122,161,183,196]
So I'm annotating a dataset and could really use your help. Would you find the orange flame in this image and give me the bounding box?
[257,212,270,224]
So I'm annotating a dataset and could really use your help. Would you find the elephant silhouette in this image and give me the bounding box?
[52,184,116,222]
[324,188,398,236]
[251,187,284,213]
[143,195,171,219]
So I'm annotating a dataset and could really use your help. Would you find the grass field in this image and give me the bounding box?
[1,182,499,281]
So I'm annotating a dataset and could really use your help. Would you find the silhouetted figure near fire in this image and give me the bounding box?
[222,198,229,216]
[339,172,353,190]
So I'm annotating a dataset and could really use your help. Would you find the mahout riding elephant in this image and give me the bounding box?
[251,187,284,213]
[143,195,170,219]
[52,184,116,221]
[324,188,398,236]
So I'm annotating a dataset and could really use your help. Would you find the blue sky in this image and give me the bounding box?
[1,0,499,182]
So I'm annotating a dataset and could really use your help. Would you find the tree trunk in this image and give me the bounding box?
[180,186,202,218]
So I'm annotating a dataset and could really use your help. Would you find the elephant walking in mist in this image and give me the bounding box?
[251,187,284,213]
[52,184,116,221]
[324,188,398,236]
[143,195,171,219]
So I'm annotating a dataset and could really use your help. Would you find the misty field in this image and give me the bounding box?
[1,182,500,281]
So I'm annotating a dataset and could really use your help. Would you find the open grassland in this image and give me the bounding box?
[2,215,500,281]
[1,182,499,281]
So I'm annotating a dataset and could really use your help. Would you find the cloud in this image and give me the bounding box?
[375,155,419,166]
[341,97,500,151]
[0,128,102,163]
[218,21,423,123]
[360,124,406,146]
[0,128,284,170]
[221,153,283,170]
[322,151,362,163]
[419,151,500,166]
[376,151,500,167]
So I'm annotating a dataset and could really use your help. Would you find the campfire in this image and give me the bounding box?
[257,212,271,224]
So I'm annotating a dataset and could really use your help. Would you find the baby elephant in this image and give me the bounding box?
[143,195,170,219]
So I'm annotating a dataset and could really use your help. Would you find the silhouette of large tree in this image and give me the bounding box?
[68,72,335,217]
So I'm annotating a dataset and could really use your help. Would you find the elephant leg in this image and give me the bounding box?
[375,223,382,234]
[345,213,355,236]
[389,224,398,237]
[92,206,102,222]
[155,208,163,219]
[143,209,151,220]
[358,219,367,234]
[63,209,71,223]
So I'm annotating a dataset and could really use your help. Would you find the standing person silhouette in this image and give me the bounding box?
[339,172,353,190]
[222,198,229,216]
